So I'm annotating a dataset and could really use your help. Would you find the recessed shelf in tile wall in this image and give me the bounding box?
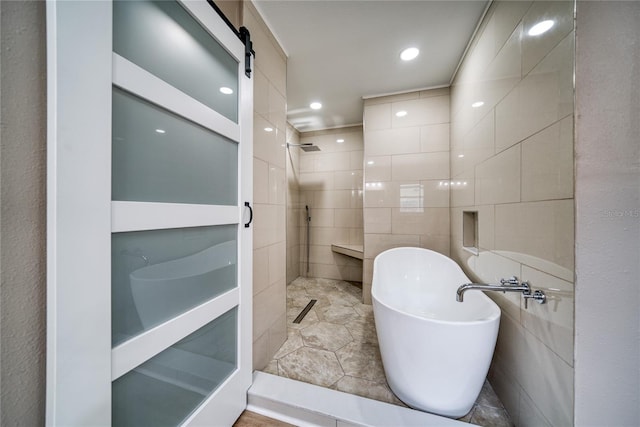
[463,211,478,255]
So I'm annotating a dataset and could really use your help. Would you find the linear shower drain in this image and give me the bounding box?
[292,299,317,324]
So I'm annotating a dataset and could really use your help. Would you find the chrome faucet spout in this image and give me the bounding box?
[456,278,530,302]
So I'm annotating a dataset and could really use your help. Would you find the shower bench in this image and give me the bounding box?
[330,243,363,260]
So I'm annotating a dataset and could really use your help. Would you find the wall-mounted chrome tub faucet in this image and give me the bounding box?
[456,276,546,308]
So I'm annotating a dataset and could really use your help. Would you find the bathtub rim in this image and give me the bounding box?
[371,247,501,326]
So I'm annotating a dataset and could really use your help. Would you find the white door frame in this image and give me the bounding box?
[45,1,253,425]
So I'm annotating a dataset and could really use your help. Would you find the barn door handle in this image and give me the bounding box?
[244,202,253,228]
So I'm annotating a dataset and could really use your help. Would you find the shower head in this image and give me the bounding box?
[287,142,321,152]
[300,145,321,152]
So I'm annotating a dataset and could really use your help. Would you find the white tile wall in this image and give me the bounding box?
[450,2,575,425]
[363,88,451,303]
[286,124,302,286]
[245,0,288,370]
[298,126,364,283]
[521,116,574,202]
[475,144,521,205]
[495,34,574,151]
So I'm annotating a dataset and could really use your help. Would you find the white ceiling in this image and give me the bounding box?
[253,0,489,132]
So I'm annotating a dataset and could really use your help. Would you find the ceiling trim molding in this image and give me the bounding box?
[362,84,450,100]
[449,0,493,86]
[249,0,290,57]
[295,122,364,134]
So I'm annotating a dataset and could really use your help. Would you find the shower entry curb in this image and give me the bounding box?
[247,372,475,427]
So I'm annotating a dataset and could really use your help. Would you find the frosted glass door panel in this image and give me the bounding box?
[113,307,237,426]
[112,225,237,346]
[113,0,238,122]
[112,88,238,205]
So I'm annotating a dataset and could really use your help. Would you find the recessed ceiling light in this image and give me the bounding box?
[155,129,166,134]
[400,47,419,61]
[337,139,345,143]
[219,87,233,95]
[396,110,408,117]
[367,160,375,165]
[310,102,322,110]
[528,20,554,36]
[458,154,465,158]
[471,101,484,108]
[264,127,273,132]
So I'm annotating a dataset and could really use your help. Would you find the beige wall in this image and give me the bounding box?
[286,124,301,285]
[450,2,574,425]
[362,89,451,303]
[298,126,364,282]
[244,1,288,370]
[0,1,47,425]
[574,1,640,424]
[215,0,242,29]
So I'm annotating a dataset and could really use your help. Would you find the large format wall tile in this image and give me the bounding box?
[365,127,421,156]
[253,246,270,295]
[364,233,420,260]
[475,251,521,320]
[246,0,288,370]
[363,208,391,234]
[391,152,450,181]
[420,123,450,153]
[364,103,391,130]
[390,208,449,236]
[494,199,574,275]
[363,182,398,208]
[254,158,270,204]
[253,279,286,348]
[450,170,475,208]
[364,156,391,182]
[286,125,301,287]
[450,2,574,425]
[475,144,521,205]
[298,127,364,283]
[363,88,451,304]
[521,1,574,76]
[521,115,573,202]
[518,390,552,427]
[390,96,450,128]
[269,165,286,205]
[451,110,494,177]
[480,22,522,113]
[518,327,573,426]
[521,266,574,365]
[495,33,574,151]
[491,1,532,55]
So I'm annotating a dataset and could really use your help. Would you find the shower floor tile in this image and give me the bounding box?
[264,277,514,427]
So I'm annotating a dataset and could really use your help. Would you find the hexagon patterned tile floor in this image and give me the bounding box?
[262,277,514,426]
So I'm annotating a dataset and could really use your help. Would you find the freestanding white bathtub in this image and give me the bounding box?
[372,247,500,418]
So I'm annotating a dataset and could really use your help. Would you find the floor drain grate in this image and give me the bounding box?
[292,299,317,324]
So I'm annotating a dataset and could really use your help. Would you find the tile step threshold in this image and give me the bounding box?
[247,372,475,427]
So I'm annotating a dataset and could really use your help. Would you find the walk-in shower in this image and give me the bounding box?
[286,142,320,152]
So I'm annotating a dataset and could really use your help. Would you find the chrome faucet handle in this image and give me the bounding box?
[500,276,519,286]
[523,287,546,309]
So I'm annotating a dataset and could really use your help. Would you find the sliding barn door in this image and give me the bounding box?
[46,1,253,425]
